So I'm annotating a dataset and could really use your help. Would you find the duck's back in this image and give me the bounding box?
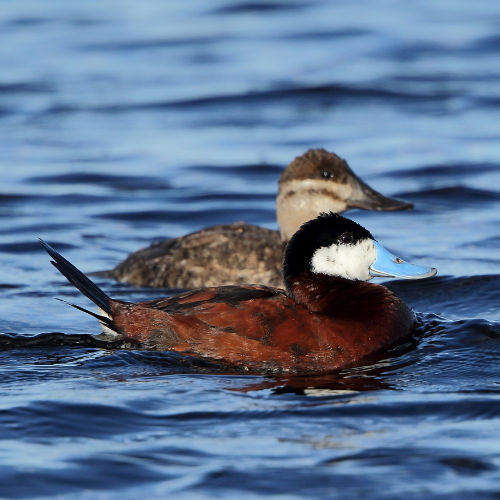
[104,223,284,288]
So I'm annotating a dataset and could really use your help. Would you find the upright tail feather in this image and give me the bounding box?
[39,239,112,316]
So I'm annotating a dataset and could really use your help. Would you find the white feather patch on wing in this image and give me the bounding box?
[310,238,376,281]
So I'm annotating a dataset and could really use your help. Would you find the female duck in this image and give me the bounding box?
[101,149,412,288]
[41,213,435,375]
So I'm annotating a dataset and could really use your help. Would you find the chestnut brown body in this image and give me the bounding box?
[109,274,414,374]
[39,211,427,376]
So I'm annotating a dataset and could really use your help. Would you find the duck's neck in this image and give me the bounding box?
[285,272,400,317]
[276,181,350,241]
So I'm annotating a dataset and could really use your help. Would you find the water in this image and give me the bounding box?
[1,0,499,498]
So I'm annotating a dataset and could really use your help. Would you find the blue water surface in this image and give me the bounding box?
[0,1,499,498]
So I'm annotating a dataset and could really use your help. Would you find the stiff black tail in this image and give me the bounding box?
[39,239,112,316]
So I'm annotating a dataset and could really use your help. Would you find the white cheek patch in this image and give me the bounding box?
[310,239,376,281]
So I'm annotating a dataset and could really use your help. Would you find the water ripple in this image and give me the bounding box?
[26,172,171,191]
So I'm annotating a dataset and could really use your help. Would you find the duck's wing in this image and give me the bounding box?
[145,284,283,313]
[102,223,284,288]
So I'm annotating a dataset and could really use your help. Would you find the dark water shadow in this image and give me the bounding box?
[387,274,500,318]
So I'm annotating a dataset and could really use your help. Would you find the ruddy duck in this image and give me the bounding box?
[40,213,436,375]
[100,149,412,288]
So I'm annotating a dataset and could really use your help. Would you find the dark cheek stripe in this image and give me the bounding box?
[282,188,343,201]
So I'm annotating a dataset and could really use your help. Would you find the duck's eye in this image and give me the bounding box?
[321,170,333,179]
[338,232,353,244]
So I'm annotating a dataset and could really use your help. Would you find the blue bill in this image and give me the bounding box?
[369,241,437,280]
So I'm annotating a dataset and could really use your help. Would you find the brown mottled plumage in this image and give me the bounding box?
[105,223,284,288]
[98,149,412,289]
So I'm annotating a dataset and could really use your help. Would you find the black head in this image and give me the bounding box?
[283,212,374,291]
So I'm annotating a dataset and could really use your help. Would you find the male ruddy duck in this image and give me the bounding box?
[100,149,412,289]
[40,213,436,375]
